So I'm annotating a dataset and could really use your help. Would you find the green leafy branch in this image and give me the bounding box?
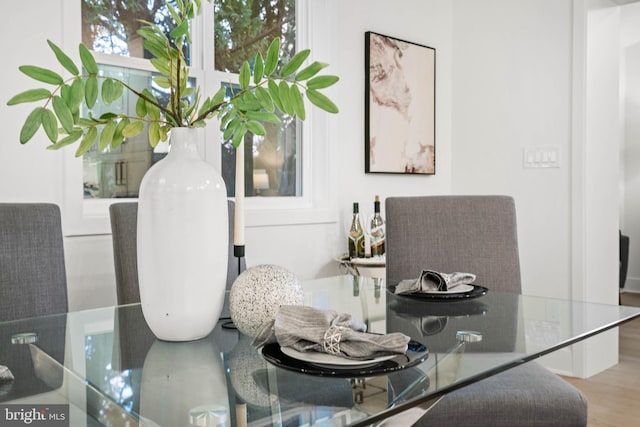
[6,0,338,157]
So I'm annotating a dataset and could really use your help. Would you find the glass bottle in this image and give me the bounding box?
[370,195,385,257]
[348,202,365,259]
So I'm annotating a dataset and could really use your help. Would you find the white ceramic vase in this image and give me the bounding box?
[137,127,228,342]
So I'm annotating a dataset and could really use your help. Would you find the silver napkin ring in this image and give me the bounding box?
[323,325,348,355]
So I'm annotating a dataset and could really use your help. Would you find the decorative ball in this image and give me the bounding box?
[229,264,303,337]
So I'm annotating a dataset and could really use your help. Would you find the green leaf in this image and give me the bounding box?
[231,124,247,148]
[170,19,189,40]
[234,92,261,111]
[306,75,339,90]
[295,61,329,81]
[220,109,237,130]
[144,38,171,62]
[141,89,161,121]
[267,79,284,112]
[182,87,195,98]
[69,78,85,111]
[223,116,240,140]
[112,80,123,100]
[289,85,306,120]
[196,96,211,118]
[306,89,339,114]
[149,122,161,147]
[79,44,98,75]
[48,128,82,150]
[19,65,63,85]
[75,126,97,157]
[122,120,144,138]
[112,118,129,149]
[239,61,250,90]
[98,112,118,120]
[78,118,99,127]
[245,111,281,124]
[6,89,51,105]
[255,86,274,112]
[253,53,264,85]
[152,76,171,88]
[278,81,293,115]
[166,4,181,26]
[150,58,170,75]
[264,38,280,76]
[147,101,161,121]
[136,96,147,118]
[99,120,116,150]
[280,49,310,77]
[41,109,58,143]
[85,76,98,108]
[19,107,45,144]
[246,120,266,136]
[47,40,79,76]
[101,79,122,105]
[211,86,226,107]
[159,125,169,142]
[101,79,112,104]
[52,96,74,133]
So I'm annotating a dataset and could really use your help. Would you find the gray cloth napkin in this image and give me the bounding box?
[253,305,410,360]
[0,365,14,383]
[394,269,476,295]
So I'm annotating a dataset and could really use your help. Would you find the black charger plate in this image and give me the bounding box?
[261,339,428,378]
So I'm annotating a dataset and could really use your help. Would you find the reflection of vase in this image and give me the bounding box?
[140,339,230,426]
[138,127,228,342]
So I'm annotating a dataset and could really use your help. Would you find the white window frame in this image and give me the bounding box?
[61,0,334,236]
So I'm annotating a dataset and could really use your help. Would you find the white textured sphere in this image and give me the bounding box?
[229,265,303,337]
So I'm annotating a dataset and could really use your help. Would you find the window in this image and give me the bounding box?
[214,0,299,198]
[80,0,191,200]
[82,0,187,61]
[64,0,331,234]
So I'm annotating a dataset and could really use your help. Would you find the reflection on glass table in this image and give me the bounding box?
[1,275,639,427]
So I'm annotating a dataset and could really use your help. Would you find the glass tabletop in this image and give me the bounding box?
[1,275,639,427]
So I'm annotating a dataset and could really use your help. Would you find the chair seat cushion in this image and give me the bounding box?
[415,362,587,427]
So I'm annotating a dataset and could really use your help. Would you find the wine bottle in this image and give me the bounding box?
[370,195,385,257]
[348,202,365,259]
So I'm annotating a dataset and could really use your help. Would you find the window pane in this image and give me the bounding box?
[220,83,301,198]
[82,0,190,64]
[214,0,295,72]
[83,64,194,199]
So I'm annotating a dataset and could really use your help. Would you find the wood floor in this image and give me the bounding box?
[562,292,640,427]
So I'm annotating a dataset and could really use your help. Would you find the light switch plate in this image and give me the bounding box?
[523,146,560,169]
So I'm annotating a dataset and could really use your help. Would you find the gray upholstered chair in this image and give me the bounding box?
[385,195,587,427]
[109,200,246,313]
[0,203,68,321]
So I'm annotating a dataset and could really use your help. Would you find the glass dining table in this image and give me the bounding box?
[1,275,639,427]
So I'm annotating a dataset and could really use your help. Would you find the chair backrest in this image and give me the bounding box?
[109,202,140,305]
[109,200,246,306]
[385,195,521,353]
[0,203,68,321]
[385,195,521,293]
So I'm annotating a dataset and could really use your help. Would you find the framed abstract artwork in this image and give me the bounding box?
[365,32,436,174]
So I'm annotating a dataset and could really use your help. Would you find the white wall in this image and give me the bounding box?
[621,2,640,292]
[451,0,624,377]
[451,0,574,299]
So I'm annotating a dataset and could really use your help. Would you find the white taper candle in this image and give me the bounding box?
[234,143,245,246]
